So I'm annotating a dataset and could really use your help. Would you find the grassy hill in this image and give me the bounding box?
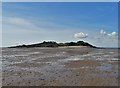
[9,41,96,48]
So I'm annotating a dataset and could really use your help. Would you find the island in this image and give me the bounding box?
[9,41,96,48]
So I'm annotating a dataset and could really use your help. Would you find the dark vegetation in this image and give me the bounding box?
[9,41,96,48]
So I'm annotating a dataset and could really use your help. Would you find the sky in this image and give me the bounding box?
[1,0,120,2]
[2,2,118,47]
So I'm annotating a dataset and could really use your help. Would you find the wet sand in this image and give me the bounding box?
[2,47,119,86]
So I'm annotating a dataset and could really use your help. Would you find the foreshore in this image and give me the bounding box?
[2,47,118,86]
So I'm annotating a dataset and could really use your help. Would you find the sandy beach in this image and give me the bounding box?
[2,47,119,86]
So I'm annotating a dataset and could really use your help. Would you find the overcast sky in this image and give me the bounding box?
[2,2,118,47]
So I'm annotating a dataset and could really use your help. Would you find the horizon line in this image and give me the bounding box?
[1,40,119,48]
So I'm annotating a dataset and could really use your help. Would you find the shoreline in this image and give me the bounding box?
[1,45,119,49]
[2,47,118,86]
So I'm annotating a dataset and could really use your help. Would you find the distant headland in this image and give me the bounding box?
[9,41,97,48]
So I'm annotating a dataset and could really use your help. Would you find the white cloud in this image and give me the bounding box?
[108,32,117,37]
[3,17,39,31]
[100,30,107,35]
[85,30,118,47]
[74,32,88,38]
[5,17,31,26]
[100,30,118,37]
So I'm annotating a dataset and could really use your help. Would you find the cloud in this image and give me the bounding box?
[74,32,88,38]
[5,17,32,26]
[2,16,48,46]
[107,32,117,37]
[3,16,55,34]
[100,30,118,37]
[100,30,107,35]
[3,17,39,31]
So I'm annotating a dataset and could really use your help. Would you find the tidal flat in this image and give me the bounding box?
[2,47,119,86]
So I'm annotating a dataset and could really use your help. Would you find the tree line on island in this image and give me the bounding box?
[9,41,96,48]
